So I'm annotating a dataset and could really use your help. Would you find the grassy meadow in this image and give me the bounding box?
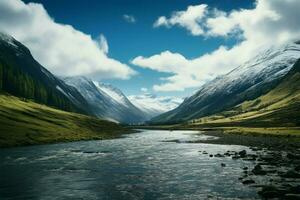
[0,93,130,147]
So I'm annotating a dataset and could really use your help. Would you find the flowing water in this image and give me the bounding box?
[0,130,259,200]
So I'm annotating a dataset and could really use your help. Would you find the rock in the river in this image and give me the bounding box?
[224,152,231,156]
[215,153,224,157]
[238,150,247,157]
[242,154,257,161]
[221,163,226,167]
[252,164,267,175]
[232,155,240,160]
[250,147,262,151]
[242,179,255,185]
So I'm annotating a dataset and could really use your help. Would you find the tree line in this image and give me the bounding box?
[0,60,75,112]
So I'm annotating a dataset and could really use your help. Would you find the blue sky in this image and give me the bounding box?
[20,0,255,97]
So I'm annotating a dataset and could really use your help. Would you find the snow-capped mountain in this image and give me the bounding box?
[128,93,183,119]
[151,42,300,124]
[63,76,148,124]
[93,82,130,108]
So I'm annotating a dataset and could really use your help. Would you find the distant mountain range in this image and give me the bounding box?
[128,93,183,119]
[63,76,148,124]
[151,42,300,125]
[0,32,179,124]
[1,32,300,127]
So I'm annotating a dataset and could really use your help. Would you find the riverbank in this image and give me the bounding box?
[202,131,300,199]
[0,94,131,148]
[161,129,300,199]
[133,124,300,138]
[134,124,300,198]
[191,129,300,148]
[0,129,261,199]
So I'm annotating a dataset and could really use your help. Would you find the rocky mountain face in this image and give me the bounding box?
[191,58,300,127]
[0,32,153,124]
[63,76,148,124]
[151,42,300,124]
[0,32,92,115]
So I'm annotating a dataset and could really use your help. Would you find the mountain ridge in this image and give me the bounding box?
[150,42,300,124]
[63,76,148,124]
[0,33,151,124]
[189,58,300,127]
[0,32,93,115]
[128,93,183,119]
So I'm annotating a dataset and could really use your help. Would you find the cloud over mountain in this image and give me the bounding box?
[0,0,135,79]
[133,0,300,92]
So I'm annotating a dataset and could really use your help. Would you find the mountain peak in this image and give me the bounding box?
[151,41,300,124]
[64,76,148,123]
[0,32,15,43]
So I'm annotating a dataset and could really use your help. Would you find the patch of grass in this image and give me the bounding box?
[222,127,300,137]
[189,71,300,129]
[0,93,130,148]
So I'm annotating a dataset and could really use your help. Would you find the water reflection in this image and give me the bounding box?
[0,130,258,199]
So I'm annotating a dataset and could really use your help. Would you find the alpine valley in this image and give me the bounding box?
[2,1,300,199]
[1,30,300,147]
[151,42,300,132]
[0,32,178,147]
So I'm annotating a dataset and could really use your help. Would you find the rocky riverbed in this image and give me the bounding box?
[1,129,299,199]
[184,131,300,199]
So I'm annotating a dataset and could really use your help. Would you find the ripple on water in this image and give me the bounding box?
[0,130,259,199]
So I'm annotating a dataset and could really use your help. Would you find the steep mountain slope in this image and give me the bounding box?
[151,42,300,124]
[0,32,92,115]
[128,93,183,119]
[192,59,300,127]
[0,93,128,147]
[63,76,148,124]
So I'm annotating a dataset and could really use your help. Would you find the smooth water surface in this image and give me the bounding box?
[0,130,258,200]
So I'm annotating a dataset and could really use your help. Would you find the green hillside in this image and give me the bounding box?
[0,33,93,115]
[0,93,129,148]
[188,60,300,133]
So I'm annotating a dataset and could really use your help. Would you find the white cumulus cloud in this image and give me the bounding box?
[133,0,300,92]
[154,4,208,36]
[0,0,136,79]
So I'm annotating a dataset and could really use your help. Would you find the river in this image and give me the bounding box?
[0,130,259,199]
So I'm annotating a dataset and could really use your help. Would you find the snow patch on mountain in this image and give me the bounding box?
[93,82,129,108]
[0,32,18,48]
[56,85,68,97]
[151,41,300,123]
[128,93,183,118]
[63,76,148,123]
[192,43,300,102]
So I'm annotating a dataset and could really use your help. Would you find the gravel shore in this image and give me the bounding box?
[194,130,300,199]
